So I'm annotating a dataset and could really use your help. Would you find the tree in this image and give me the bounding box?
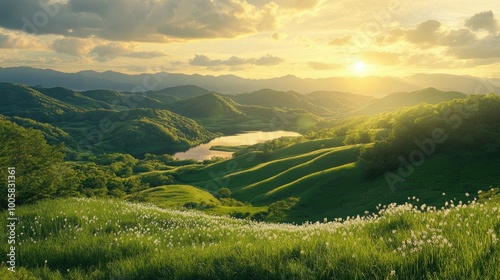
[218,187,232,198]
[0,120,68,208]
[268,197,300,216]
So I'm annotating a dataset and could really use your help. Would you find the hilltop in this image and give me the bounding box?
[166,93,246,119]
[230,89,333,117]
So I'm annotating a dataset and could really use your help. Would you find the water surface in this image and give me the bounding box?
[174,131,300,161]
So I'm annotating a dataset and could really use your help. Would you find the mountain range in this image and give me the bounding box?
[1,67,498,96]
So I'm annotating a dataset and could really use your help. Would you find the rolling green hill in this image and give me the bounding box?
[172,94,500,222]
[0,83,222,156]
[35,87,115,110]
[166,93,245,119]
[230,89,333,117]
[178,137,500,223]
[56,109,218,156]
[81,89,167,109]
[0,82,80,122]
[130,185,220,208]
[0,115,76,148]
[146,85,211,103]
[80,89,125,104]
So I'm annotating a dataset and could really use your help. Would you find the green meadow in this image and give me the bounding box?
[1,190,499,279]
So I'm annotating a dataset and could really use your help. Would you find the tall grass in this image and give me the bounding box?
[1,190,499,279]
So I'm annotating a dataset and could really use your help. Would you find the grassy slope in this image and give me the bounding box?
[177,135,500,223]
[130,185,219,208]
[1,195,498,279]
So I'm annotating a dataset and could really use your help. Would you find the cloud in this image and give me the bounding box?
[0,30,43,49]
[0,0,280,42]
[189,54,284,68]
[272,0,321,10]
[52,37,94,56]
[90,43,135,62]
[465,11,498,34]
[405,20,442,45]
[449,35,500,59]
[307,61,343,70]
[375,11,500,60]
[254,54,284,65]
[51,38,166,61]
[328,36,352,46]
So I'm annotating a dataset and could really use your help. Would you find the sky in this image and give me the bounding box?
[0,0,499,79]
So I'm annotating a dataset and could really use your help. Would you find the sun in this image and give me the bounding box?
[354,61,366,73]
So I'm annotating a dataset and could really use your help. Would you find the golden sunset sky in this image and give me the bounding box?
[0,0,499,79]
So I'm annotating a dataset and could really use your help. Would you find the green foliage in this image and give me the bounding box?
[358,95,500,175]
[233,136,304,158]
[74,163,112,197]
[0,119,75,208]
[343,129,375,145]
[95,153,138,177]
[268,197,300,216]
[0,115,77,149]
[139,172,174,187]
[0,82,79,122]
[218,187,232,198]
[123,177,149,194]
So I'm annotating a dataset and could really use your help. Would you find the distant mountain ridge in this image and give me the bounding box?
[1,66,498,96]
[354,87,468,115]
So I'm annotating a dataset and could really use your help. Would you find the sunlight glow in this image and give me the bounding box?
[354,61,366,73]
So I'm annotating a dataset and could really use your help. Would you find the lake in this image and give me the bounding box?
[174,131,301,161]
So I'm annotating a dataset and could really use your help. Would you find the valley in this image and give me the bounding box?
[1,75,499,279]
[1,79,499,223]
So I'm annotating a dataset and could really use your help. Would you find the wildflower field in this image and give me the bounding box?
[1,189,499,279]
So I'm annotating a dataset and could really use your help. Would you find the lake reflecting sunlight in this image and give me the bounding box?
[174,131,300,161]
